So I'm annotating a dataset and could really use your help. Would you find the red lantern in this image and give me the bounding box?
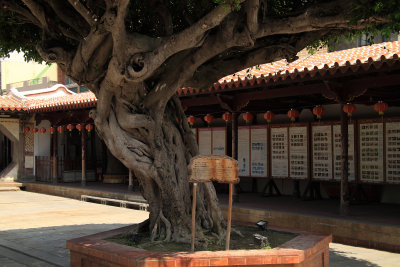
[187,116,196,127]
[85,124,94,132]
[222,112,232,124]
[24,127,30,133]
[67,124,74,132]
[243,112,254,124]
[32,128,38,134]
[39,128,46,134]
[312,106,325,120]
[287,109,299,122]
[76,124,83,132]
[57,126,65,134]
[264,111,275,124]
[343,103,356,117]
[374,101,388,116]
[204,114,214,126]
[49,127,55,134]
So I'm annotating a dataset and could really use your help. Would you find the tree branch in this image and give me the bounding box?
[186,30,329,90]
[125,2,245,83]
[69,30,111,83]
[36,44,73,67]
[104,0,130,65]
[186,45,294,90]
[3,1,41,27]
[143,13,253,112]
[255,0,353,38]
[246,0,259,35]
[67,0,98,27]
[44,0,89,37]
[20,0,48,31]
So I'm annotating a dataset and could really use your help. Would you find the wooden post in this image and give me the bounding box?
[340,103,350,215]
[52,130,58,184]
[232,112,239,202]
[225,183,233,250]
[191,183,197,252]
[128,169,133,191]
[81,130,86,186]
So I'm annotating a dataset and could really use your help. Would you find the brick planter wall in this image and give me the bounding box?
[67,225,331,267]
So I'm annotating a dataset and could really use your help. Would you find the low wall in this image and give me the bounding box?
[67,225,331,267]
[221,206,400,252]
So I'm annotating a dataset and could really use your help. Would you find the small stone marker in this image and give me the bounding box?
[188,155,239,251]
[253,233,270,248]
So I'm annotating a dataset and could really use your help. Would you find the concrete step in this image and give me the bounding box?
[0,187,20,191]
[0,182,23,187]
[0,177,14,182]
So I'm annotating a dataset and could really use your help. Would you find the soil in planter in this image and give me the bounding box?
[107,225,297,252]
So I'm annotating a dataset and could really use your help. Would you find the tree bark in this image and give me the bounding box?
[91,82,225,243]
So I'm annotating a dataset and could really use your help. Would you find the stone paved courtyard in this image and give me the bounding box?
[0,191,148,266]
[0,191,399,266]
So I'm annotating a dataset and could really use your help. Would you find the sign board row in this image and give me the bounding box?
[192,119,400,184]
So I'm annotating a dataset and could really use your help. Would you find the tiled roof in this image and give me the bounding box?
[25,91,97,112]
[0,91,97,112]
[0,95,26,111]
[178,40,400,96]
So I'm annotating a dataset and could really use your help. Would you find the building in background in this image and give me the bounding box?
[0,51,58,94]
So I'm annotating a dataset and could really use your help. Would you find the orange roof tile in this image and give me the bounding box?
[26,91,97,112]
[0,95,25,111]
[178,40,400,96]
[0,91,97,112]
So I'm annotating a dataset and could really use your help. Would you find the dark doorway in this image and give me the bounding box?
[0,132,12,173]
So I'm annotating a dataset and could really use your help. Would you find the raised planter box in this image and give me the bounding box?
[67,224,331,267]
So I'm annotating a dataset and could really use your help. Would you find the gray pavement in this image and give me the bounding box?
[0,191,149,266]
[0,191,399,267]
[330,243,400,267]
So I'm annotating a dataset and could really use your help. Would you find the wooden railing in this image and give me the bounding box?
[35,156,94,182]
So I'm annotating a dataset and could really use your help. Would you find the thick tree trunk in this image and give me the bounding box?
[91,82,225,244]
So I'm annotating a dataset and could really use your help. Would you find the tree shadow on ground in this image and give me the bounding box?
[330,248,380,267]
[0,223,132,267]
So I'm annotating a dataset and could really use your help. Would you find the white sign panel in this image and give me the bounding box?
[238,126,250,176]
[198,128,212,155]
[386,122,400,183]
[333,124,355,181]
[271,127,288,177]
[25,156,34,169]
[250,126,268,177]
[312,125,332,180]
[212,127,226,156]
[359,122,384,182]
[289,126,308,179]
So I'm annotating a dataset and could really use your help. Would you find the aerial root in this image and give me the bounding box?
[150,210,172,242]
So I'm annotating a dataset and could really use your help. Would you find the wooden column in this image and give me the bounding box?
[17,122,25,180]
[128,169,133,191]
[81,130,86,186]
[52,130,58,184]
[340,103,350,215]
[232,112,239,202]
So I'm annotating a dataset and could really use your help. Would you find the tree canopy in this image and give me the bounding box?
[1,0,399,244]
